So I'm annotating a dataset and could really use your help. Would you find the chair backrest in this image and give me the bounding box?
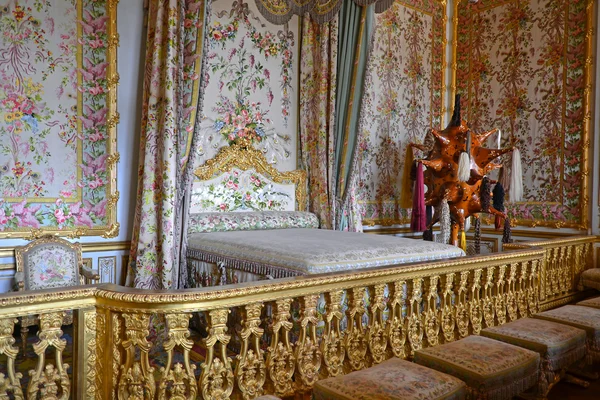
[15,236,83,291]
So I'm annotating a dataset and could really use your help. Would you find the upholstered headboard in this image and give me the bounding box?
[191,145,307,214]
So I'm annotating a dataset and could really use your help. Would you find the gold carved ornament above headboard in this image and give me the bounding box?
[194,145,308,211]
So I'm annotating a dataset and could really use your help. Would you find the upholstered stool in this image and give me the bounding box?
[481,317,587,396]
[533,305,600,363]
[414,335,540,400]
[577,296,600,309]
[313,357,466,400]
[579,268,600,291]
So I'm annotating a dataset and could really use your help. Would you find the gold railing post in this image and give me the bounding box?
[321,290,345,377]
[265,300,294,398]
[236,302,266,400]
[367,284,388,364]
[0,317,23,399]
[295,295,321,392]
[74,307,99,399]
[200,309,234,399]
[482,267,496,329]
[118,312,154,399]
[440,274,455,343]
[344,287,368,371]
[423,277,440,348]
[469,269,483,335]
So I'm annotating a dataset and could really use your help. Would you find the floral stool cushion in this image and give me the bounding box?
[579,268,600,290]
[313,357,466,400]
[533,305,600,363]
[414,335,540,400]
[481,318,586,395]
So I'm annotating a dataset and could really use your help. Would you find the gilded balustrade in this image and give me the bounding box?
[503,236,595,310]
[0,236,595,399]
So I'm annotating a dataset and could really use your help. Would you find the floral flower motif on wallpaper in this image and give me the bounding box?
[356,1,442,225]
[456,0,589,226]
[192,170,291,212]
[198,0,296,168]
[0,0,112,232]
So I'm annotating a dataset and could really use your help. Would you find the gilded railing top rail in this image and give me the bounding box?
[93,248,546,312]
[0,285,97,318]
[503,235,598,249]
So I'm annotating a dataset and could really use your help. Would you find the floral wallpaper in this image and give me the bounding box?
[456,0,592,229]
[356,0,445,226]
[195,0,299,171]
[0,0,117,236]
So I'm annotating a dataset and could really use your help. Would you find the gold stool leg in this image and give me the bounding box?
[20,325,28,353]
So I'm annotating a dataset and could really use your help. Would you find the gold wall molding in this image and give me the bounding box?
[0,241,130,259]
[0,236,594,399]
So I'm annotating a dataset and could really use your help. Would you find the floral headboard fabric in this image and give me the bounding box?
[192,145,307,213]
[190,168,296,213]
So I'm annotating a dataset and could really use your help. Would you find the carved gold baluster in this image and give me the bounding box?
[74,308,100,400]
[236,303,266,399]
[495,265,507,326]
[455,272,470,339]
[557,247,566,294]
[528,260,540,314]
[440,274,456,343]
[387,281,408,358]
[549,248,558,297]
[158,314,197,400]
[423,277,440,348]
[0,318,23,400]
[111,313,122,400]
[344,287,368,372]
[407,279,424,354]
[320,290,345,378]
[295,295,321,392]
[266,299,295,398]
[117,313,154,400]
[482,267,496,329]
[200,309,234,400]
[506,264,518,321]
[27,312,70,400]
[367,284,388,364]
[517,262,529,319]
[469,269,483,335]
[563,246,572,293]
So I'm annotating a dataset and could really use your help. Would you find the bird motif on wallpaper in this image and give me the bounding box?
[408,95,518,248]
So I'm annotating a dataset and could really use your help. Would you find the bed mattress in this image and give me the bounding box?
[187,228,465,278]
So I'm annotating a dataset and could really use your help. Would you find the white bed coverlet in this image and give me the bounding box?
[187,228,465,276]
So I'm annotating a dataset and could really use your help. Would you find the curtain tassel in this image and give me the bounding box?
[474,216,481,255]
[460,230,467,251]
[493,182,505,230]
[457,132,472,182]
[410,162,427,232]
[439,199,451,244]
[423,228,433,241]
[509,148,523,202]
[400,145,414,209]
[502,218,513,244]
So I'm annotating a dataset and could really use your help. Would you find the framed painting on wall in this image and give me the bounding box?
[0,0,119,239]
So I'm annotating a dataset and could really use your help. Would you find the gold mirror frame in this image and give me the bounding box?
[194,145,308,211]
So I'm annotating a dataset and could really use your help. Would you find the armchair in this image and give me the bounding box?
[14,235,99,351]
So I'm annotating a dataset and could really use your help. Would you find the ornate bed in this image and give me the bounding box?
[187,145,465,286]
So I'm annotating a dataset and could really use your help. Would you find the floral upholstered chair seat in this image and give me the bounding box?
[414,335,540,400]
[481,317,586,396]
[313,357,467,400]
[14,235,99,351]
[533,305,600,363]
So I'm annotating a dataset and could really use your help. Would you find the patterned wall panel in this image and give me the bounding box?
[455,0,593,229]
[0,0,119,238]
[195,0,299,172]
[356,0,446,226]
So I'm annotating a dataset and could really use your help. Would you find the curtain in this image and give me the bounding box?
[128,0,210,290]
[334,2,373,231]
[299,16,339,229]
[254,0,391,24]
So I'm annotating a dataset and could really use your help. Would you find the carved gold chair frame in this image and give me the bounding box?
[14,235,99,351]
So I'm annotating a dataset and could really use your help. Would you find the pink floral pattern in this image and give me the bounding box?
[0,0,115,234]
[199,0,297,168]
[355,0,445,226]
[456,0,591,227]
[25,244,78,290]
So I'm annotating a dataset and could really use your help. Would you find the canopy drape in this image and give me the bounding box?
[255,0,391,24]
[128,0,210,290]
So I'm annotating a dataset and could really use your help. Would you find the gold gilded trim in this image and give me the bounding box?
[194,145,308,211]
[0,241,130,259]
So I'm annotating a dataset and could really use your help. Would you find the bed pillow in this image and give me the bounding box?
[188,211,319,234]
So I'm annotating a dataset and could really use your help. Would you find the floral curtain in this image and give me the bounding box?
[299,15,339,229]
[128,0,210,290]
[255,0,392,24]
